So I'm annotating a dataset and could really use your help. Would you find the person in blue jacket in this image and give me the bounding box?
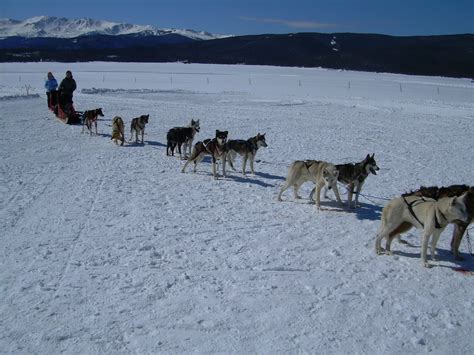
[44,72,58,109]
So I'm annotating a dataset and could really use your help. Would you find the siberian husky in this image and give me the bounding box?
[375,192,469,267]
[277,160,343,210]
[403,185,474,260]
[81,108,104,135]
[111,116,125,146]
[130,114,149,144]
[181,130,228,179]
[323,154,379,208]
[166,119,200,159]
[227,133,267,175]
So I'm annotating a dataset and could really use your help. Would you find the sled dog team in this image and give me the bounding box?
[82,110,473,268]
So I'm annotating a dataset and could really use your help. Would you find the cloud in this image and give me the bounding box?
[239,16,337,30]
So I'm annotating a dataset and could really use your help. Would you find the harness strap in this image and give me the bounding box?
[403,196,446,230]
[434,209,447,229]
[403,196,426,228]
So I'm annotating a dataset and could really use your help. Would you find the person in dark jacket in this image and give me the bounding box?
[44,72,58,109]
[58,70,77,107]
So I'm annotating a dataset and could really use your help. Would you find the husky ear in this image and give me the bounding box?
[191,119,195,124]
[215,129,219,136]
[366,154,370,159]
[224,131,228,136]
[371,153,375,158]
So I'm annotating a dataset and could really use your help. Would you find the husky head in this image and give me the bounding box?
[190,119,200,132]
[95,108,105,117]
[140,114,149,124]
[112,116,123,125]
[323,164,339,190]
[256,133,268,148]
[364,153,380,175]
[448,193,470,224]
[215,130,228,146]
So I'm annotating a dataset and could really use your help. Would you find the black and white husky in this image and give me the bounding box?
[323,154,380,208]
[227,133,267,175]
[130,114,149,144]
[166,119,200,159]
[181,130,228,179]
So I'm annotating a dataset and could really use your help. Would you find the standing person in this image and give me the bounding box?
[58,70,77,107]
[44,72,58,109]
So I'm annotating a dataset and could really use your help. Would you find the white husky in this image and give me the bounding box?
[375,193,469,267]
[277,160,343,210]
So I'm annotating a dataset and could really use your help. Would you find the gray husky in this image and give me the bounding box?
[375,193,469,268]
[323,154,379,208]
[227,133,267,175]
[130,114,149,144]
[278,160,343,210]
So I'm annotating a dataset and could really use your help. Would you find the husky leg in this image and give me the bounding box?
[141,129,144,144]
[375,230,389,255]
[451,224,466,261]
[211,155,218,179]
[178,143,183,160]
[421,230,433,267]
[332,183,344,206]
[94,121,98,135]
[293,182,304,200]
[277,181,291,201]
[314,182,324,210]
[227,151,236,171]
[242,154,248,175]
[249,154,255,175]
[430,229,443,261]
[222,155,227,178]
[181,159,191,173]
[182,142,187,159]
[347,183,354,208]
[182,149,199,173]
[354,181,364,208]
[323,186,329,199]
[193,153,205,172]
[385,233,401,255]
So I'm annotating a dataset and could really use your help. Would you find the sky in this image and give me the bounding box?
[1,0,472,36]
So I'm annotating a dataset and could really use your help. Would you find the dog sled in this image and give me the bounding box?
[50,92,81,125]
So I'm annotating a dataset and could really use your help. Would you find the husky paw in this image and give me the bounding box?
[376,248,385,255]
[424,262,432,268]
[386,250,393,256]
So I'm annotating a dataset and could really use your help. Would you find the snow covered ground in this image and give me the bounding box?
[1,62,473,353]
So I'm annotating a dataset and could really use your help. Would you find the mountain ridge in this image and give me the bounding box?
[0,16,228,40]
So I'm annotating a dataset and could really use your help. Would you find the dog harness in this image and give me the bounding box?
[402,196,444,229]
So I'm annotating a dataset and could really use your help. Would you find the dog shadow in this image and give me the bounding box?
[227,174,274,188]
[146,140,167,148]
[253,171,286,181]
[353,202,383,221]
[392,246,474,271]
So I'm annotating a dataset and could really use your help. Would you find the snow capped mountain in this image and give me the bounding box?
[0,16,228,40]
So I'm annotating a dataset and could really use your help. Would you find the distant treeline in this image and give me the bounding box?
[1,33,473,78]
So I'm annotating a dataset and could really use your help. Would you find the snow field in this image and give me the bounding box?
[0,62,473,353]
